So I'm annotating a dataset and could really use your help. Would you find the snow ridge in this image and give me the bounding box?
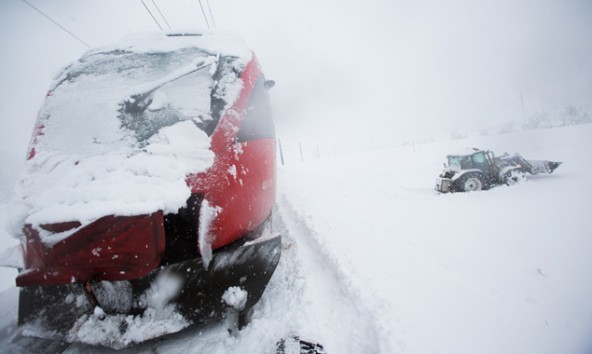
[274,196,390,353]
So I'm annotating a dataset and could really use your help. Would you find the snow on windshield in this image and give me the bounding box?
[10,32,251,243]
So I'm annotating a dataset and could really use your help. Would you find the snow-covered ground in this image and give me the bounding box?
[1,124,591,353]
[1,0,592,352]
[276,124,592,354]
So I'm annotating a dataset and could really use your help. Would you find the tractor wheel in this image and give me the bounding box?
[461,175,483,192]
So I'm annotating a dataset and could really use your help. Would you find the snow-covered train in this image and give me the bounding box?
[13,31,280,348]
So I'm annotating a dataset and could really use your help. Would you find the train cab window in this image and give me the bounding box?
[237,76,275,142]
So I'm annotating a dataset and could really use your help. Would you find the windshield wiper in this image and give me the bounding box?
[120,54,219,114]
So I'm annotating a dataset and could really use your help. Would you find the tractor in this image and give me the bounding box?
[435,149,561,193]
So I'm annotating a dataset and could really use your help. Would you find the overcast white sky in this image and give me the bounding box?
[1,0,591,197]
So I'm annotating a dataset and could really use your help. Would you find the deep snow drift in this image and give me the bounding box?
[276,124,592,354]
[1,124,591,353]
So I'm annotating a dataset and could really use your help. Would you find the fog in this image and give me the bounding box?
[1,0,591,196]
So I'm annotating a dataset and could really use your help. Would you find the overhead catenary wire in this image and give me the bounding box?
[151,0,172,30]
[140,0,163,31]
[197,0,211,29]
[19,0,91,49]
[204,0,217,29]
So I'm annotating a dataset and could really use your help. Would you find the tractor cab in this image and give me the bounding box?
[438,149,506,192]
[446,150,493,171]
[445,149,500,178]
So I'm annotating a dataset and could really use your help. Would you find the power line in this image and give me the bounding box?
[205,0,217,29]
[140,0,163,31]
[197,0,211,29]
[20,0,91,49]
[151,0,172,30]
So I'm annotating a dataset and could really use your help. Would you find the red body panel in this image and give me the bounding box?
[17,212,165,286]
[188,57,276,249]
[189,139,276,249]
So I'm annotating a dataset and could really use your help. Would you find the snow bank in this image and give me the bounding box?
[66,272,189,349]
[19,120,213,242]
[0,204,18,291]
[277,124,592,354]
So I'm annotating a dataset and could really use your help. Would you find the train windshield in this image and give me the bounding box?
[37,47,242,154]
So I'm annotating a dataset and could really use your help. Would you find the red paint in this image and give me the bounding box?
[189,139,276,250]
[188,56,276,250]
[27,91,52,160]
[16,212,165,286]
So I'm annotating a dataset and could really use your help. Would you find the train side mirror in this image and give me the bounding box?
[264,80,276,90]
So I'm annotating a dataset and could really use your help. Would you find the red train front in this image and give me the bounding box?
[14,32,280,348]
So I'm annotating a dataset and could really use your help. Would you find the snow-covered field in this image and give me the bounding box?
[1,123,591,353]
[276,124,592,354]
[1,0,591,352]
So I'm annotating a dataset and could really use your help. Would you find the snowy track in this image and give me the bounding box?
[273,196,387,353]
[0,199,385,353]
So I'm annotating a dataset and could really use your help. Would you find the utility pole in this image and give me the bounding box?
[277,139,285,166]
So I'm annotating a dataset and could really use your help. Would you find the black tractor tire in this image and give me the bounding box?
[458,174,484,192]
